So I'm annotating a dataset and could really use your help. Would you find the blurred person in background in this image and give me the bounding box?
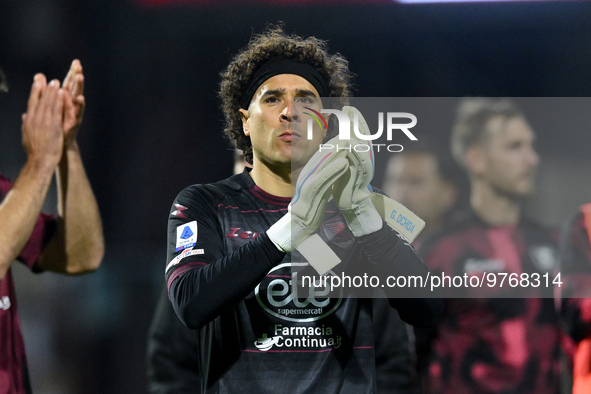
[418,98,562,393]
[377,143,461,394]
[558,202,591,394]
[0,61,104,394]
[381,143,459,249]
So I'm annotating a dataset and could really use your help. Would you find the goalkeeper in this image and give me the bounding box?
[165,26,441,393]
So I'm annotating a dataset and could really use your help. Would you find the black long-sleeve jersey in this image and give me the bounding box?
[165,169,440,393]
[148,282,421,394]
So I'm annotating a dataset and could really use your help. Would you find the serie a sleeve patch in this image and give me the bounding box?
[176,220,198,252]
[165,247,205,272]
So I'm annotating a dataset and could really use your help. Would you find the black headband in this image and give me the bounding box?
[241,57,330,109]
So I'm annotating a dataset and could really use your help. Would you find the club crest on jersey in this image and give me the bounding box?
[528,245,558,273]
[463,258,505,274]
[322,218,354,249]
[176,221,197,251]
[0,296,11,311]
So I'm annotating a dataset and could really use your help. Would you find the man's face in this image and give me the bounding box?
[383,152,454,225]
[239,74,325,171]
[476,115,540,198]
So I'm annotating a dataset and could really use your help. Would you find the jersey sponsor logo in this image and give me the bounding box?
[171,203,188,218]
[226,227,259,240]
[528,245,558,272]
[322,218,354,249]
[176,221,197,251]
[254,325,342,351]
[254,334,279,351]
[0,296,11,311]
[463,258,505,274]
[254,262,342,323]
[165,247,205,272]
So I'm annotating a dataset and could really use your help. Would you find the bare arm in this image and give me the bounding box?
[37,60,105,274]
[0,76,64,279]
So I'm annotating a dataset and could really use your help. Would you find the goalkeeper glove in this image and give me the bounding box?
[332,106,383,237]
[267,144,348,253]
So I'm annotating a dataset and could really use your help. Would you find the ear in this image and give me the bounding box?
[465,146,486,177]
[239,108,250,136]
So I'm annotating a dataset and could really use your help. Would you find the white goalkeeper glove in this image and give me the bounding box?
[332,106,383,237]
[267,145,349,253]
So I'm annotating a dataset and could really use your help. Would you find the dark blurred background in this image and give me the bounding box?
[1,1,591,393]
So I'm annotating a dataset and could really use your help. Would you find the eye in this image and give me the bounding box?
[507,141,522,151]
[264,96,280,104]
[296,96,316,105]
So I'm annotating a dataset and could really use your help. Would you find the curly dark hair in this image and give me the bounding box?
[219,26,353,164]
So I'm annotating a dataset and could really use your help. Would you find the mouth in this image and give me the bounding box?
[279,130,301,142]
[521,171,536,182]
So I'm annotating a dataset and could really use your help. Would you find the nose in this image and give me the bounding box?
[280,100,299,123]
[396,182,413,205]
[527,144,540,168]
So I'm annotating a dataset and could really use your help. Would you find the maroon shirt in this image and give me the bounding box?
[0,174,56,394]
[559,205,591,341]
[418,210,561,394]
[558,204,591,394]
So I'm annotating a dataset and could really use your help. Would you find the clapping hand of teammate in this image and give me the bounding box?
[332,106,383,237]
[21,75,65,169]
[20,60,86,166]
[267,143,349,253]
[61,59,85,147]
